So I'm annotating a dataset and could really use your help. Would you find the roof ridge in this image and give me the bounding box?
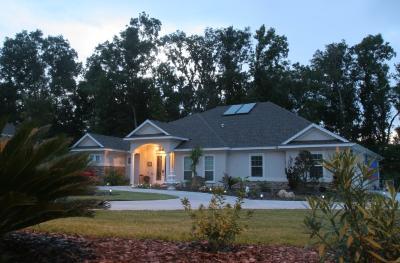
[195,113,228,147]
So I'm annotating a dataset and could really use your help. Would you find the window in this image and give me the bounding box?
[310,153,323,179]
[89,154,101,163]
[250,155,263,177]
[204,156,214,181]
[184,156,192,180]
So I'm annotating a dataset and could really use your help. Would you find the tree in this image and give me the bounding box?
[352,34,396,146]
[0,30,82,137]
[310,41,360,140]
[212,26,252,104]
[189,146,203,178]
[161,30,220,116]
[0,119,103,236]
[81,13,162,136]
[250,25,291,108]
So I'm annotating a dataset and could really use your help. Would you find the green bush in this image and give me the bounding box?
[0,120,103,236]
[304,150,400,262]
[220,174,240,190]
[181,189,252,251]
[103,170,129,186]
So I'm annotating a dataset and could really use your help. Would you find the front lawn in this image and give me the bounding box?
[31,210,310,246]
[72,190,178,201]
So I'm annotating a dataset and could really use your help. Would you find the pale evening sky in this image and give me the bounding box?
[0,0,399,67]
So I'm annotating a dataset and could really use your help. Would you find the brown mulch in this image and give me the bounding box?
[0,231,322,263]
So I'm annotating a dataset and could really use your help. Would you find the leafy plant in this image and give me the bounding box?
[181,189,252,251]
[187,175,205,191]
[220,174,240,191]
[189,146,203,178]
[285,150,320,189]
[0,120,104,236]
[304,150,400,262]
[285,157,302,190]
[103,170,129,186]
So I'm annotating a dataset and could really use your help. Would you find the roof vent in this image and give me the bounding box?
[220,123,225,128]
[223,103,256,116]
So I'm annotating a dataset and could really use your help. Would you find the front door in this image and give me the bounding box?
[156,155,163,181]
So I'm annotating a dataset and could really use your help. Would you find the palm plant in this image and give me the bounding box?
[0,119,103,236]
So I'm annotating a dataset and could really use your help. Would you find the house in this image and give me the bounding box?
[71,102,381,188]
[1,123,16,138]
[71,133,130,177]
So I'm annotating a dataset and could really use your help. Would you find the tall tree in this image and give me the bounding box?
[82,13,162,136]
[212,27,252,104]
[161,30,220,116]
[310,41,360,140]
[0,30,82,137]
[352,34,396,146]
[250,25,291,108]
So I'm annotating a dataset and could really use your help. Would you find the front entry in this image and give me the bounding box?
[156,155,165,183]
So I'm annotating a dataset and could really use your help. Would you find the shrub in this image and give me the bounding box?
[285,157,302,190]
[0,120,104,236]
[220,174,240,190]
[103,170,129,186]
[304,150,400,262]
[188,175,205,190]
[143,175,150,184]
[181,189,252,251]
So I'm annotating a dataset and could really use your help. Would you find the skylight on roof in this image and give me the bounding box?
[223,104,243,115]
[236,103,256,114]
[223,103,256,116]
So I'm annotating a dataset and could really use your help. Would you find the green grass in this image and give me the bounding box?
[72,190,178,201]
[31,210,310,246]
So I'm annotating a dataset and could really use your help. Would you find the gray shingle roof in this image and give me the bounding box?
[139,102,313,149]
[1,123,16,136]
[74,133,130,151]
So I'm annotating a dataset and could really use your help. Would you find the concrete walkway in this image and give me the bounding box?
[98,186,310,210]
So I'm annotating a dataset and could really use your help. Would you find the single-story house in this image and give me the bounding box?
[71,102,381,188]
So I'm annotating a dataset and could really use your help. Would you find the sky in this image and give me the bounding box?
[1,0,399,66]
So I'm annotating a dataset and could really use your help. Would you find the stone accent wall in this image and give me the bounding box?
[87,166,126,178]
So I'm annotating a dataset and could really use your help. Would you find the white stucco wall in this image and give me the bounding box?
[174,150,288,183]
[226,150,287,182]
[174,151,228,183]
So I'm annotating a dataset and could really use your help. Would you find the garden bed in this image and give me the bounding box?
[0,231,323,263]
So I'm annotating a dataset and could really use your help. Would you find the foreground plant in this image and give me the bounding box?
[182,189,252,251]
[0,120,104,236]
[304,150,400,262]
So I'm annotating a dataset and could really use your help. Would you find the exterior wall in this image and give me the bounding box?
[284,147,345,183]
[174,150,287,184]
[294,128,335,141]
[226,150,286,182]
[84,150,128,177]
[174,150,228,183]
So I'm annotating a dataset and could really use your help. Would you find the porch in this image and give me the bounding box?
[129,143,176,186]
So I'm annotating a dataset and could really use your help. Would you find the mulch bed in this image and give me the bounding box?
[0,231,322,263]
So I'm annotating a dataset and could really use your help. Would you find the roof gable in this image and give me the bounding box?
[72,133,104,148]
[282,124,348,145]
[126,120,169,138]
[72,133,129,151]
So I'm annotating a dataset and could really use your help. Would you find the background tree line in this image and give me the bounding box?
[0,13,399,182]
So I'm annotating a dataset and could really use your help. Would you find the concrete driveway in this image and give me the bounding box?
[98,186,310,210]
